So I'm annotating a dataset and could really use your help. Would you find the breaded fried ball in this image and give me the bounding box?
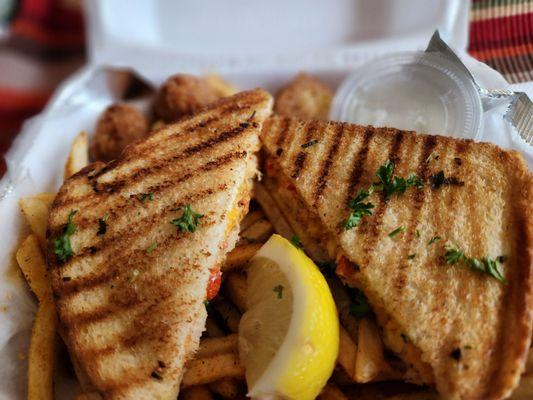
[274,73,333,120]
[91,103,148,162]
[153,74,221,122]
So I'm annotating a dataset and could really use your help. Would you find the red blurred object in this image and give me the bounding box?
[0,0,85,176]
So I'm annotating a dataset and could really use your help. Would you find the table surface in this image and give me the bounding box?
[0,0,532,177]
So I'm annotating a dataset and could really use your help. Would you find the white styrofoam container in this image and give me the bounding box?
[0,1,528,398]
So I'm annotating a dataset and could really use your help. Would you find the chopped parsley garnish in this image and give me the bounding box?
[290,235,303,249]
[54,210,77,263]
[444,247,506,283]
[146,242,158,253]
[170,204,203,232]
[428,236,441,245]
[273,284,284,299]
[407,254,416,260]
[344,189,374,230]
[301,139,318,148]
[374,160,424,200]
[444,248,464,264]
[97,213,108,235]
[415,229,421,238]
[349,289,371,320]
[137,192,154,202]
[388,226,405,238]
[316,260,336,277]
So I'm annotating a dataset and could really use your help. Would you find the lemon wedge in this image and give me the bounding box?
[238,234,339,399]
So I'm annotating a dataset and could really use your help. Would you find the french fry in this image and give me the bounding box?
[64,131,89,180]
[19,193,55,245]
[318,383,349,400]
[224,272,248,312]
[180,385,214,400]
[253,182,295,239]
[240,210,265,231]
[222,243,262,272]
[355,318,389,383]
[197,334,238,359]
[182,352,244,387]
[239,218,273,243]
[510,374,533,399]
[338,325,357,380]
[16,235,52,302]
[28,299,57,400]
[209,378,243,398]
[204,74,239,98]
[212,299,241,333]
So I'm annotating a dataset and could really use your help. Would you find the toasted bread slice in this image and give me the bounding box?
[261,115,533,400]
[47,90,273,399]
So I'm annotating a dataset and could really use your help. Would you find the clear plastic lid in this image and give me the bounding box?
[330,52,483,139]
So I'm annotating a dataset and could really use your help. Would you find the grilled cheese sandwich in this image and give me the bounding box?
[261,115,533,400]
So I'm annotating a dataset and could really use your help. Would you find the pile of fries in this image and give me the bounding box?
[13,77,533,400]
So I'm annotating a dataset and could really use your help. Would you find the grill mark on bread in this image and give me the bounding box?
[393,134,438,292]
[50,151,246,238]
[291,120,320,179]
[313,123,345,207]
[92,124,252,194]
[359,130,405,262]
[343,127,374,207]
[57,217,216,300]
[53,184,225,278]
[274,117,291,148]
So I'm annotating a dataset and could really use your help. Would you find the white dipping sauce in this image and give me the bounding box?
[330,53,483,139]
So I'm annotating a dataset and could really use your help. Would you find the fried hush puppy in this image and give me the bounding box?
[91,103,148,162]
[153,74,221,122]
[274,73,333,120]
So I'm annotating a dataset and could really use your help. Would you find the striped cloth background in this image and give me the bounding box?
[0,0,532,177]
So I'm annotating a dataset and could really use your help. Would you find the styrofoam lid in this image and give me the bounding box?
[85,0,469,75]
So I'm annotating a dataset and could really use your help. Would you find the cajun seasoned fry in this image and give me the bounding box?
[318,383,349,400]
[240,209,265,231]
[16,235,52,302]
[182,352,244,387]
[338,324,357,380]
[209,378,243,398]
[212,299,241,333]
[18,193,55,245]
[28,299,57,400]
[222,243,262,272]
[180,385,214,400]
[224,272,248,312]
[197,334,238,359]
[64,131,89,179]
[239,218,273,243]
[355,318,390,383]
[510,374,533,399]
[254,182,295,239]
